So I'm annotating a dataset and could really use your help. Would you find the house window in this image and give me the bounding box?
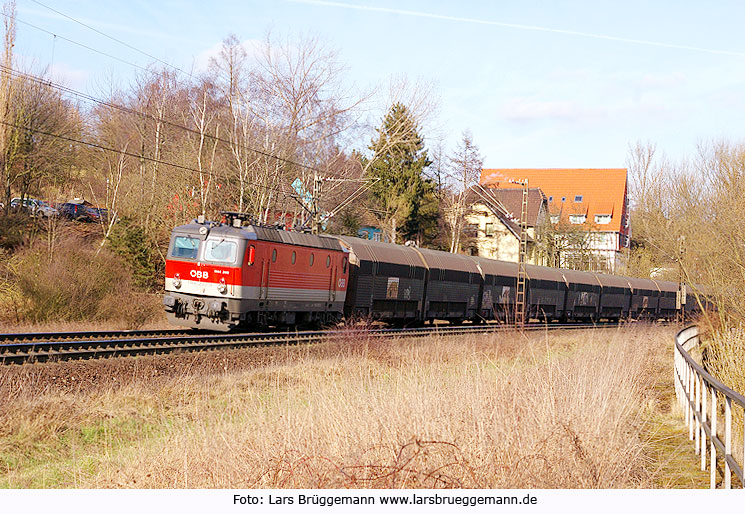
[485,222,494,236]
[569,214,586,224]
[595,214,611,224]
[372,232,381,242]
[548,196,553,202]
[574,195,583,202]
[550,215,559,224]
[561,197,566,202]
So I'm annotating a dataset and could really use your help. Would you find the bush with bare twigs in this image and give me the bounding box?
[0,236,161,328]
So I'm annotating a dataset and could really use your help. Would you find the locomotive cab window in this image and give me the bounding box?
[342,257,347,273]
[204,238,238,264]
[172,236,199,259]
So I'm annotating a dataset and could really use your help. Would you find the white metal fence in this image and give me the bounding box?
[674,325,745,488]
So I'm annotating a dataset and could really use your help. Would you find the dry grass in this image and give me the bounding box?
[0,324,702,488]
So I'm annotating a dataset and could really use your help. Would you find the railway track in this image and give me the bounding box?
[0,322,631,365]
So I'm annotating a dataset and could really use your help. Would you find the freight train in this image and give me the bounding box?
[163,212,699,331]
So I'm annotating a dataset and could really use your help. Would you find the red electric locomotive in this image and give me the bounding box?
[164,212,349,331]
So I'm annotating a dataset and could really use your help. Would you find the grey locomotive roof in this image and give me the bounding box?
[336,236,424,267]
[251,226,344,251]
[414,247,482,273]
[173,221,345,251]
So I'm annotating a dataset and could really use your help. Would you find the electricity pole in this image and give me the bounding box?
[311,172,323,235]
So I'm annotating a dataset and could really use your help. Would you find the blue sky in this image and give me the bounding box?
[13,0,745,168]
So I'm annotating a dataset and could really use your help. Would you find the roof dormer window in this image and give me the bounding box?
[574,195,583,202]
[595,214,611,224]
[569,214,586,224]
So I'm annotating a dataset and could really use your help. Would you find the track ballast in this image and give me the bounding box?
[0,322,635,365]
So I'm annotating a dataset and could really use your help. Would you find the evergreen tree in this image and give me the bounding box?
[367,103,437,244]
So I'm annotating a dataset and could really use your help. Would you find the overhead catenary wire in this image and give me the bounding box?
[0,118,301,201]
[5,13,157,76]
[2,8,355,179]
[0,63,330,176]
[28,0,194,79]
[0,63,383,218]
[1,6,384,223]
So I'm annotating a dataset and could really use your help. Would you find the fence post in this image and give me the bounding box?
[685,363,691,430]
[693,371,701,455]
[725,397,732,489]
[710,387,717,489]
[700,376,707,471]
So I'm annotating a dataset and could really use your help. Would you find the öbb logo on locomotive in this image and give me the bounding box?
[189,269,209,280]
[163,211,701,331]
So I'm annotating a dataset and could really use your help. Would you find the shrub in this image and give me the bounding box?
[106,217,165,291]
[0,213,37,250]
[5,237,161,327]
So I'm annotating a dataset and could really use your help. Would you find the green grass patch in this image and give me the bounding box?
[643,411,710,488]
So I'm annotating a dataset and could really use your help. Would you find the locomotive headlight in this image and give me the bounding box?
[173,273,182,289]
[218,277,227,294]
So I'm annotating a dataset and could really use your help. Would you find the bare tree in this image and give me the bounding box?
[185,77,221,217]
[0,0,16,212]
[444,130,482,253]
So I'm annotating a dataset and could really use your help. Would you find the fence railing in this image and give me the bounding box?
[674,325,745,488]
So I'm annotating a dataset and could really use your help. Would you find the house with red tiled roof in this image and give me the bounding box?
[479,168,630,272]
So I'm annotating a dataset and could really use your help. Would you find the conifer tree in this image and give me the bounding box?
[367,103,437,244]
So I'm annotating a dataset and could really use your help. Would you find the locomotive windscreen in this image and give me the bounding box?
[172,236,199,259]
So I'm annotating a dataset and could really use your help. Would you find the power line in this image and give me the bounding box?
[29,0,193,79]
[0,118,298,200]
[5,13,156,76]
[4,8,359,180]
[0,63,330,175]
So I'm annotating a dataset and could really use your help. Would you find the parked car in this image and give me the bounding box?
[36,200,58,218]
[84,205,109,223]
[9,197,58,217]
[58,202,109,223]
[58,202,93,221]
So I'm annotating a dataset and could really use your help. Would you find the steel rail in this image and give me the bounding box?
[0,321,622,365]
[674,325,745,489]
[0,328,193,344]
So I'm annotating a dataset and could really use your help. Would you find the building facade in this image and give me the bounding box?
[464,187,548,264]
[479,168,630,273]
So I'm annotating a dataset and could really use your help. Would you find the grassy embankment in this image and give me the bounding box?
[0,224,165,331]
[0,324,709,488]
